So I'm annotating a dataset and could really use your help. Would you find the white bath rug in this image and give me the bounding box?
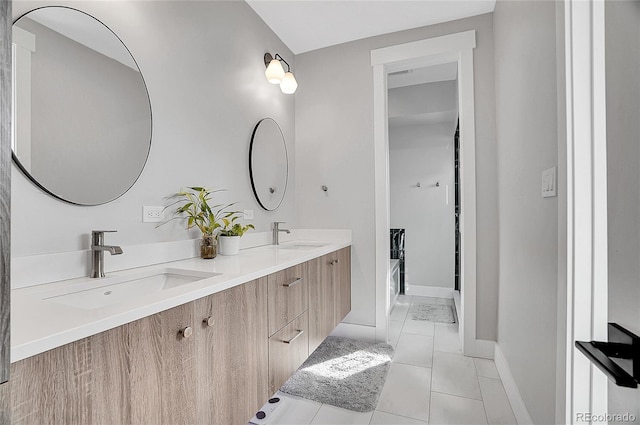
[409,303,456,323]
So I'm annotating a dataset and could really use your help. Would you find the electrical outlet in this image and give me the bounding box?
[244,209,254,220]
[143,206,164,223]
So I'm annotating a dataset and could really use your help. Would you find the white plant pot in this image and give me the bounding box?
[218,236,240,256]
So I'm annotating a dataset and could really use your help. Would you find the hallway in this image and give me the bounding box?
[266,295,517,424]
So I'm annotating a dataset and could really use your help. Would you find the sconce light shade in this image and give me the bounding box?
[280,72,298,94]
[264,52,297,94]
[265,59,285,84]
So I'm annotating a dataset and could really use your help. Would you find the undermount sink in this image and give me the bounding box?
[43,268,219,310]
[276,242,328,250]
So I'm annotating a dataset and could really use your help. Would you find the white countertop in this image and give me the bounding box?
[11,233,351,362]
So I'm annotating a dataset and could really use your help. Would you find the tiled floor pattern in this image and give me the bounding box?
[265,295,517,425]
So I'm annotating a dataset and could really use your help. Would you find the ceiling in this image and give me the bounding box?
[246,0,496,54]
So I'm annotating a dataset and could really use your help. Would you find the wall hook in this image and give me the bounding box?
[435,182,440,187]
[321,185,328,192]
[416,182,421,188]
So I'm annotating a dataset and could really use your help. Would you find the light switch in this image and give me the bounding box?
[243,209,254,220]
[542,166,557,198]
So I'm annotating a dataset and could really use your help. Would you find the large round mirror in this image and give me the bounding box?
[12,7,152,205]
[249,118,288,211]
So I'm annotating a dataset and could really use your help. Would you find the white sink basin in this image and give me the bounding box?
[276,242,328,250]
[43,268,219,310]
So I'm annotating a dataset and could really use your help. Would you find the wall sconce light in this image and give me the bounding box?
[264,52,298,94]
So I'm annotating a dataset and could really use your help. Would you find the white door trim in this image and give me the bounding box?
[563,0,609,422]
[371,31,480,356]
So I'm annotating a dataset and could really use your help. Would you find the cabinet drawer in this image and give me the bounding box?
[267,263,309,336]
[268,311,309,395]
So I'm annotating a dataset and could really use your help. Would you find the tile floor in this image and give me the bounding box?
[263,295,517,425]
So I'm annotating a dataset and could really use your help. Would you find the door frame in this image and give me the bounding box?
[563,0,609,422]
[371,30,483,357]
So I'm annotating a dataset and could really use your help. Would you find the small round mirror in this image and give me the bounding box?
[12,6,152,205]
[249,118,288,211]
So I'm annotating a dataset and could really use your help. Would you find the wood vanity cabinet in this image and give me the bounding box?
[308,247,351,353]
[10,279,268,425]
[9,247,350,425]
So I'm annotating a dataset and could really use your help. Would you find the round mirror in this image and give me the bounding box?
[12,7,152,205]
[249,118,288,211]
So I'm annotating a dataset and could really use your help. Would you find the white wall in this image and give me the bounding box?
[605,0,640,419]
[11,1,295,262]
[295,14,498,339]
[493,1,559,423]
[388,81,456,289]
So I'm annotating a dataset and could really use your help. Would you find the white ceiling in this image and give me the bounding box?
[247,0,496,54]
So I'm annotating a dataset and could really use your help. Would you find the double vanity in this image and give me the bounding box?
[10,234,351,425]
[6,5,340,425]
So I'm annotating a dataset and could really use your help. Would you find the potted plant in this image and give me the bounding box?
[218,215,255,256]
[162,187,234,259]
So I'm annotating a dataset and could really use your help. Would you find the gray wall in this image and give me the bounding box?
[605,0,640,420]
[493,1,559,423]
[11,1,295,257]
[295,14,498,338]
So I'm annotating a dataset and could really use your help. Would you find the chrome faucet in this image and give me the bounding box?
[90,230,123,278]
[272,221,290,245]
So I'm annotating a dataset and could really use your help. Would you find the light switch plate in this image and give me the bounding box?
[542,166,557,198]
[244,209,254,220]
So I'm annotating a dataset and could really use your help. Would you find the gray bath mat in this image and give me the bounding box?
[409,303,456,323]
[280,336,394,412]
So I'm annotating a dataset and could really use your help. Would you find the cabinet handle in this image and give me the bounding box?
[203,317,215,327]
[283,277,303,287]
[330,259,339,265]
[283,330,304,344]
[179,326,193,339]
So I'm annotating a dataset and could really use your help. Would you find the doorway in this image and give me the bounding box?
[387,65,458,302]
[371,31,485,357]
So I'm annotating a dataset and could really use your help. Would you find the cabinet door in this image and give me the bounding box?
[268,311,309,395]
[155,303,197,425]
[195,278,269,425]
[333,247,352,326]
[114,302,197,425]
[267,263,308,336]
[10,303,197,425]
[308,255,334,354]
[11,336,95,425]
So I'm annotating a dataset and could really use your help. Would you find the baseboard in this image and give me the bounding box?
[405,285,453,298]
[330,323,377,343]
[473,339,495,359]
[494,344,534,425]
